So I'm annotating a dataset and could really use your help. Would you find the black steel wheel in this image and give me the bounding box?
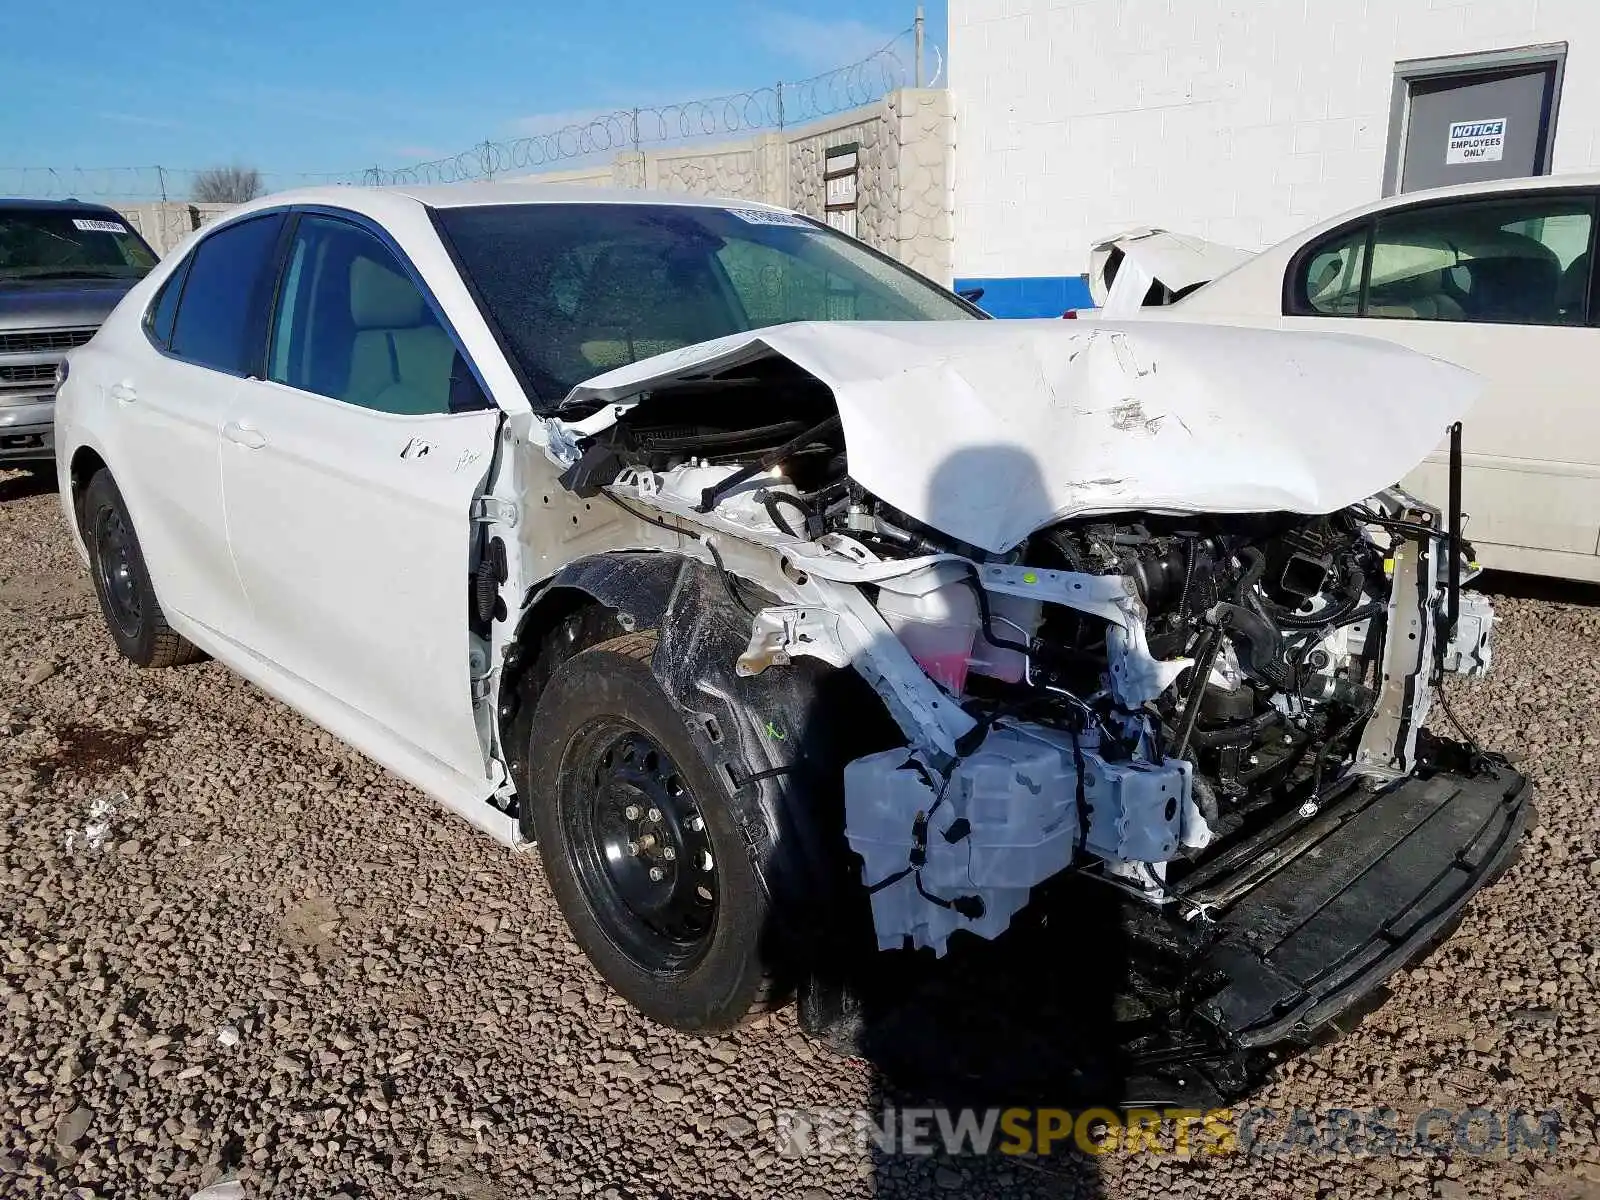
[93,500,143,640]
[526,631,774,1031]
[562,725,720,967]
[80,470,203,668]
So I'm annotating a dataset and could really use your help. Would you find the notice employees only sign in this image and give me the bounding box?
[1446,118,1507,165]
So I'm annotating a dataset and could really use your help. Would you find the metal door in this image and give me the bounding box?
[1400,66,1556,192]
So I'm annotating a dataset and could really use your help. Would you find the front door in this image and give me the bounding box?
[220,211,501,785]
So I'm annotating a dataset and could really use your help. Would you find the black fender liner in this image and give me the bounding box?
[508,551,890,967]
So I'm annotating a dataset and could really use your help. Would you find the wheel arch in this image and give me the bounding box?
[500,549,896,965]
[499,551,683,805]
[68,444,109,531]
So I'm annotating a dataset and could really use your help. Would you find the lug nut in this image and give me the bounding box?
[624,804,641,821]
[648,866,666,882]
[662,847,677,862]
[646,807,662,823]
[625,841,640,857]
[686,815,705,832]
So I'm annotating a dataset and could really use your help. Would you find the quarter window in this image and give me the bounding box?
[168,213,286,374]
[144,256,192,348]
[1291,194,1596,325]
[268,215,456,416]
[1300,226,1368,316]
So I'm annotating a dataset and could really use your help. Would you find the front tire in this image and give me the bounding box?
[526,631,774,1032]
[81,470,202,669]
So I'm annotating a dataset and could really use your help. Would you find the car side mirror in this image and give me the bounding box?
[448,354,494,413]
[958,286,985,304]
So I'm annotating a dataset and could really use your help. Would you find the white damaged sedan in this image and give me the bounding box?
[54,186,1528,1080]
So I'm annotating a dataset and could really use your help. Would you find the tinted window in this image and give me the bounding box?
[268,215,456,416]
[1292,194,1596,325]
[0,209,156,281]
[169,213,286,374]
[436,203,974,401]
[144,257,191,348]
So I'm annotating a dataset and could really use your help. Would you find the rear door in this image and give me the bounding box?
[1282,189,1600,565]
[112,211,286,639]
[219,210,501,784]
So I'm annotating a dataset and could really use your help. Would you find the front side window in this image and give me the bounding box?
[168,213,287,375]
[268,215,456,416]
[0,209,157,282]
[435,203,975,402]
[1291,194,1596,325]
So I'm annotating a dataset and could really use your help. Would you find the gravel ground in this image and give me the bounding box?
[0,464,1597,1199]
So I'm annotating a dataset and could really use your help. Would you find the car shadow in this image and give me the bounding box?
[0,466,57,504]
[841,884,1132,1195]
[1476,568,1600,608]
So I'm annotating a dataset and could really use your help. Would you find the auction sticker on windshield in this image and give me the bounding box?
[1446,118,1507,165]
[728,208,811,227]
[71,219,129,234]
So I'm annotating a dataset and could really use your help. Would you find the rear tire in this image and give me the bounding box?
[81,470,203,669]
[526,631,775,1032]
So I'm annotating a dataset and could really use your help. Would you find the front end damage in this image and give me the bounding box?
[536,318,1528,1075]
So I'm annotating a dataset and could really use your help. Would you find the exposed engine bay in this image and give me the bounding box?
[547,323,1501,961]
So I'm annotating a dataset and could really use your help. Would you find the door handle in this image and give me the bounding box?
[223,420,267,450]
[109,381,137,405]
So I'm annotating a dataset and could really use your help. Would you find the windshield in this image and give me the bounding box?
[436,202,977,400]
[0,210,158,282]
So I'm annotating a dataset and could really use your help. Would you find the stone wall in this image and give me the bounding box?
[113,202,233,257]
[652,135,788,207]
[511,88,956,286]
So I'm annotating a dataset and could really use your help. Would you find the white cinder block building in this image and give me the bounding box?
[951,0,1600,315]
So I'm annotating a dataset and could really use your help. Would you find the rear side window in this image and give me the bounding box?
[1290,194,1597,325]
[144,257,191,348]
[169,213,286,374]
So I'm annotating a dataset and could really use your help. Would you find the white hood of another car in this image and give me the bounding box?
[556,319,1479,554]
[1088,228,1252,314]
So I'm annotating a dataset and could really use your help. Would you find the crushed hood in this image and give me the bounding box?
[557,319,1479,554]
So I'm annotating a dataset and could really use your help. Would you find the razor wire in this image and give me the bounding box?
[362,27,920,185]
[1,27,927,201]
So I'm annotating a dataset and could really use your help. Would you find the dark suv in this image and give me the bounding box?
[0,199,158,467]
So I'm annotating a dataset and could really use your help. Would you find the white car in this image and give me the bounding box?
[55,186,1528,1081]
[1088,173,1600,584]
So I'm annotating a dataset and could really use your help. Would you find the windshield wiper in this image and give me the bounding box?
[2,268,133,281]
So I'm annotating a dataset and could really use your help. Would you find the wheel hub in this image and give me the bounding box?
[94,506,142,638]
[577,729,717,950]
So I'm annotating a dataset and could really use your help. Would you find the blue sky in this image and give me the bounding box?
[0,0,945,193]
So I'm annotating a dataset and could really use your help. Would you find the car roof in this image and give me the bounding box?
[217,181,793,226]
[0,197,128,215]
[1323,171,1600,222]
